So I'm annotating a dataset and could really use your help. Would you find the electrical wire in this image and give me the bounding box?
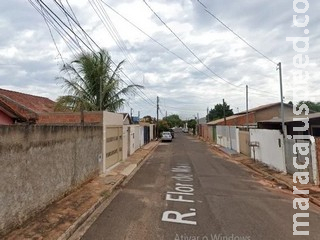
[143,0,280,99]
[89,0,156,105]
[197,0,278,66]
[143,0,240,89]
[29,0,156,109]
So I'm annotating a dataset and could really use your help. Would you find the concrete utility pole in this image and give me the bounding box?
[130,108,133,119]
[156,96,159,137]
[277,62,285,135]
[246,85,249,130]
[223,99,226,125]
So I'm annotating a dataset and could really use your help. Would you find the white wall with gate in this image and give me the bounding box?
[249,129,286,172]
[216,125,240,152]
[103,111,123,172]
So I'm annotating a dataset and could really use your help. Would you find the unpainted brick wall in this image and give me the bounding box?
[0,125,103,235]
[37,112,103,124]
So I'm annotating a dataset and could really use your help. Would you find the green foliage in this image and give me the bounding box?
[55,49,143,112]
[207,102,234,121]
[163,114,182,128]
[187,119,197,130]
[158,120,170,134]
[297,101,320,112]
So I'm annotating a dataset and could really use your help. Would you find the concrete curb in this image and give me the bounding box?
[58,140,159,240]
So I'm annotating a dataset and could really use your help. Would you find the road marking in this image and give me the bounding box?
[162,210,197,225]
[161,164,197,225]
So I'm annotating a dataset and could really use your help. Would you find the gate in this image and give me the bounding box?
[239,130,251,157]
[105,126,123,169]
[144,126,150,144]
[103,112,123,172]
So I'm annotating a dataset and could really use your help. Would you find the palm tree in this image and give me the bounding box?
[55,49,142,112]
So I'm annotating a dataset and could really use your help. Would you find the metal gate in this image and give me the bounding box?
[105,126,123,169]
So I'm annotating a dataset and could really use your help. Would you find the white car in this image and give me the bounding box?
[161,131,172,142]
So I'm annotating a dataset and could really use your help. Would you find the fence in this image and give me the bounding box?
[0,125,102,235]
[0,111,156,235]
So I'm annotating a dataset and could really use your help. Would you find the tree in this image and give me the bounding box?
[158,120,170,133]
[163,114,182,128]
[187,119,197,135]
[297,100,320,112]
[55,49,142,112]
[207,102,233,121]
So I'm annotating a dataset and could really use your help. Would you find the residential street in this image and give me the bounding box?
[81,132,320,240]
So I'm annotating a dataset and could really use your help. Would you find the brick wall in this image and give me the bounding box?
[37,111,103,124]
[218,112,255,126]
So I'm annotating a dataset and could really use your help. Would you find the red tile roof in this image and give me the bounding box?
[0,88,56,121]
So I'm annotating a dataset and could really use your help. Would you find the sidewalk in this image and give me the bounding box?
[209,143,320,207]
[3,140,159,240]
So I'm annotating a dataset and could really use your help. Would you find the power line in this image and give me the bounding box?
[143,0,280,99]
[29,0,156,109]
[197,0,278,66]
[88,0,156,105]
[143,0,240,89]
[100,0,249,95]
[54,0,156,106]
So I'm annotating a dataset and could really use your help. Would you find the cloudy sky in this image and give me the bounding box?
[0,0,319,120]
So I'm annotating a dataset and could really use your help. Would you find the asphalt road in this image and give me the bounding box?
[81,132,320,240]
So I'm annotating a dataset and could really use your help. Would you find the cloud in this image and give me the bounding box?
[0,0,319,119]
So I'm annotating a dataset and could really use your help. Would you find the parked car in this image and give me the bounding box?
[161,131,172,142]
[183,128,188,133]
[168,128,175,138]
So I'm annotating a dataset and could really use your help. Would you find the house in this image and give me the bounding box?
[0,88,105,125]
[122,113,133,125]
[0,88,55,125]
[258,112,320,137]
[204,102,305,142]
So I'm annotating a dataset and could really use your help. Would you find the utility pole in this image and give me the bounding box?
[166,111,167,119]
[223,99,226,125]
[206,107,209,123]
[246,85,249,130]
[130,108,133,119]
[138,111,140,119]
[277,62,285,135]
[156,96,159,138]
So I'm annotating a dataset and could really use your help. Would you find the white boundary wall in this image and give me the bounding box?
[216,125,240,152]
[249,129,286,173]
